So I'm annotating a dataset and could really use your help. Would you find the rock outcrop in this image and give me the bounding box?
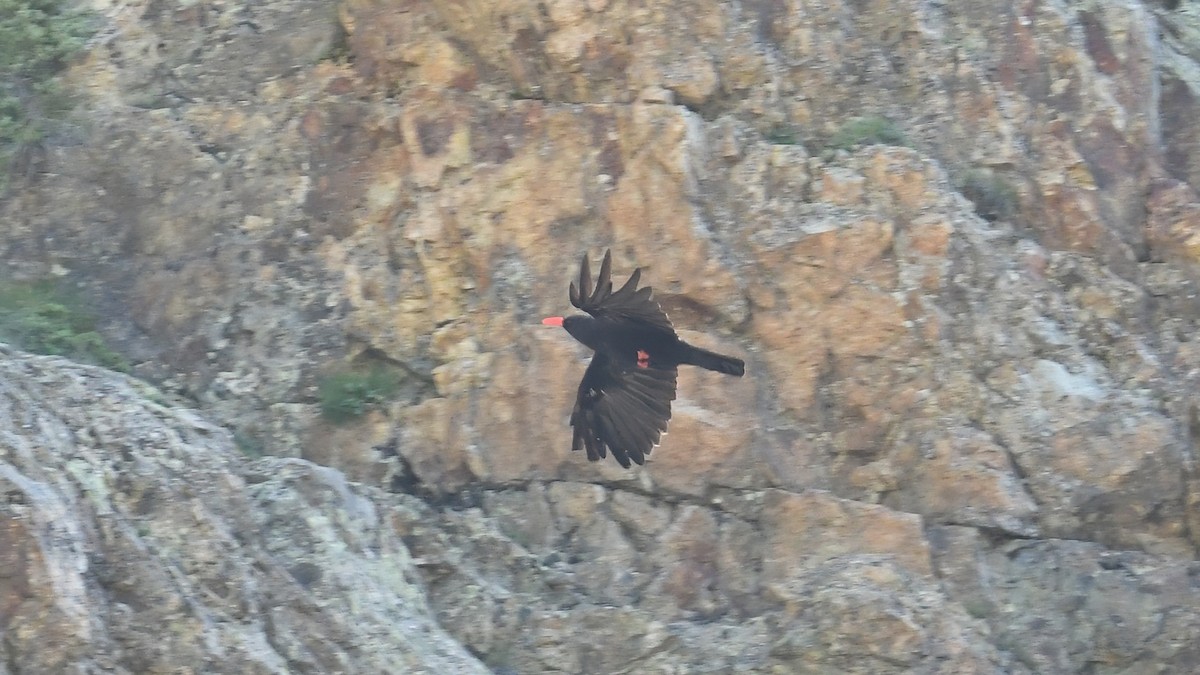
[0,346,488,674]
[4,0,1200,672]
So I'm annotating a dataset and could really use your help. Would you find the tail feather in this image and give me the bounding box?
[682,343,745,376]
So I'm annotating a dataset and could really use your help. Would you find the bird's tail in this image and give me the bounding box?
[681,343,745,376]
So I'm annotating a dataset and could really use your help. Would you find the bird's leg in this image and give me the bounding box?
[636,349,650,369]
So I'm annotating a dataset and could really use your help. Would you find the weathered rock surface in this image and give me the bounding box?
[7,346,1200,673]
[0,346,1008,672]
[4,0,1200,672]
[0,346,488,674]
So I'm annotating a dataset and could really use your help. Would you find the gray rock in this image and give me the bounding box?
[0,346,487,674]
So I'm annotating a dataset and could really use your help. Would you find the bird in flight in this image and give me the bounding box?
[542,250,745,467]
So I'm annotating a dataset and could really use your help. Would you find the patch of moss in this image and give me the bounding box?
[233,430,265,458]
[961,597,993,619]
[764,124,802,145]
[318,368,404,423]
[316,22,351,64]
[958,168,1019,222]
[0,279,128,370]
[827,115,909,151]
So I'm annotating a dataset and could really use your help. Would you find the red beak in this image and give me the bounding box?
[541,316,564,327]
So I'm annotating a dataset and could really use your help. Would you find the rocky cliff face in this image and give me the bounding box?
[0,346,489,674]
[5,0,1200,672]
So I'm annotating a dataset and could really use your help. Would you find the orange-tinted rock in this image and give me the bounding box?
[760,490,934,581]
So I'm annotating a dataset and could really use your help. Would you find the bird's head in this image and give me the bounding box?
[541,315,596,347]
[541,315,587,331]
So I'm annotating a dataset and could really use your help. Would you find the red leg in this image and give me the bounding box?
[636,349,650,368]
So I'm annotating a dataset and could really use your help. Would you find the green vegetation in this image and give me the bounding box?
[958,168,1019,222]
[961,597,993,619]
[827,115,909,151]
[0,279,128,370]
[507,87,546,101]
[0,0,94,183]
[764,124,802,145]
[318,368,403,423]
[233,430,265,458]
[316,22,350,64]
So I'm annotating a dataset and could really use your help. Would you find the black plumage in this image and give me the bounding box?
[543,250,745,467]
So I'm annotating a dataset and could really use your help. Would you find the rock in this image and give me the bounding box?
[760,489,933,580]
[931,526,1200,673]
[6,342,1200,672]
[864,426,1039,537]
[1145,179,1200,264]
[405,480,1018,673]
[0,346,487,674]
[767,558,1015,674]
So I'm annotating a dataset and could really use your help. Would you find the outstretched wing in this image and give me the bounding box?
[570,352,677,468]
[569,249,674,334]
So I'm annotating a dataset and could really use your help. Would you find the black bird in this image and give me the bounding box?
[542,250,745,467]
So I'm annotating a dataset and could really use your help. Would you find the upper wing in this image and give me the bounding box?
[569,249,674,334]
[570,352,677,468]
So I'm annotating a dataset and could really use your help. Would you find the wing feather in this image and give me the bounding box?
[568,352,676,466]
[607,396,656,454]
[568,249,674,334]
[592,250,612,305]
[607,268,641,304]
[597,414,634,468]
[577,252,592,305]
